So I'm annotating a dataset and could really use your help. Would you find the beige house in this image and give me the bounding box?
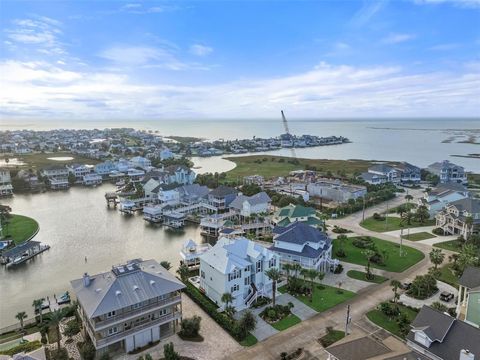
[435,198,480,238]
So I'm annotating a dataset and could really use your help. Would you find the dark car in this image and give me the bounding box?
[440,291,454,302]
[402,282,412,290]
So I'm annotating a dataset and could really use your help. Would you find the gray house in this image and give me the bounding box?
[70,259,185,355]
[427,160,467,184]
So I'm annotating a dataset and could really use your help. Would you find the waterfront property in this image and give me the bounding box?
[456,266,480,327]
[208,185,238,211]
[427,160,468,184]
[70,259,185,356]
[419,183,469,218]
[199,236,280,310]
[407,305,480,360]
[273,204,321,227]
[0,241,50,266]
[229,191,271,217]
[179,239,212,270]
[0,169,13,197]
[435,198,480,238]
[270,221,336,272]
[359,162,421,185]
[306,178,367,203]
[40,165,70,190]
[66,163,92,183]
[363,164,400,184]
[83,173,102,186]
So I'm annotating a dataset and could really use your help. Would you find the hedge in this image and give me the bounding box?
[0,340,42,356]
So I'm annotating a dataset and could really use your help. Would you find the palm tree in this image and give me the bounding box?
[429,248,445,270]
[32,298,45,324]
[465,216,473,239]
[15,311,27,333]
[282,263,292,283]
[49,310,64,351]
[291,263,302,279]
[160,261,172,271]
[390,280,402,308]
[363,250,376,280]
[221,292,234,314]
[176,263,190,282]
[265,268,282,306]
[405,194,413,203]
[305,269,321,303]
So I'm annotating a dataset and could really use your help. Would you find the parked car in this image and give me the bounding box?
[440,291,454,302]
[402,282,412,290]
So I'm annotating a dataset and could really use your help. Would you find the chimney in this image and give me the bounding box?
[83,272,91,287]
[460,350,475,360]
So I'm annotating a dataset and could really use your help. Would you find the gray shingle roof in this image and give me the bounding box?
[70,259,185,318]
[230,191,271,210]
[410,306,455,342]
[209,185,238,197]
[369,164,396,173]
[459,267,480,289]
[273,221,329,245]
[326,336,391,360]
[450,198,480,214]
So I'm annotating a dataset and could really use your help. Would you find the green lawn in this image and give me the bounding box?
[271,314,301,331]
[403,232,436,241]
[333,236,425,272]
[319,329,345,348]
[360,216,435,233]
[239,333,258,347]
[346,270,388,284]
[435,263,459,288]
[279,283,356,313]
[4,152,100,170]
[434,240,464,253]
[366,304,419,339]
[3,214,39,244]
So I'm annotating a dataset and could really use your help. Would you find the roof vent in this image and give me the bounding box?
[115,290,122,296]
[95,288,102,293]
[150,280,155,286]
[150,265,155,269]
[133,285,139,291]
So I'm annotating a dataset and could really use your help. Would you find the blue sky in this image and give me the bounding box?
[1,0,479,119]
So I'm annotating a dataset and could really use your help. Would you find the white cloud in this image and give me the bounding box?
[189,44,213,57]
[429,43,461,51]
[382,33,416,44]
[414,0,480,7]
[350,0,387,27]
[1,60,478,119]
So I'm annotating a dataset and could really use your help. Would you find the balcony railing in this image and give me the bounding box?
[95,312,181,348]
[93,295,181,330]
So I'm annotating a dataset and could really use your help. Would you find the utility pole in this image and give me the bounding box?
[362,195,366,222]
[385,200,389,231]
[400,227,404,257]
[345,304,351,335]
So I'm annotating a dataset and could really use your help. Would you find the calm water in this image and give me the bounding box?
[0,185,208,327]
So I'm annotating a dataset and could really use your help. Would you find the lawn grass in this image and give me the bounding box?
[360,216,435,233]
[2,152,100,170]
[224,156,383,181]
[403,232,436,241]
[366,304,419,339]
[271,314,301,331]
[0,326,40,344]
[346,270,388,284]
[319,329,345,347]
[3,214,39,245]
[279,282,356,313]
[435,263,460,288]
[434,240,464,253]
[333,236,425,272]
[239,333,258,347]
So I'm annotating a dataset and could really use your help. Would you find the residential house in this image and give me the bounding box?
[428,160,468,184]
[0,169,13,197]
[270,221,336,272]
[41,165,69,190]
[95,161,117,177]
[179,239,212,270]
[164,165,196,185]
[130,156,152,170]
[83,173,102,186]
[362,164,399,184]
[420,183,469,217]
[243,175,264,186]
[307,179,367,203]
[394,162,422,184]
[229,192,271,217]
[177,184,210,204]
[70,259,185,355]
[199,237,280,310]
[457,267,480,327]
[126,168,145,182]
[359,172,387,185]
[67,164,92,182]
[160,148,174,161]
[435,198,480,238]
[407,305,480,360]
[208,186,238,211]
[273,204,322,227]
[158,184,181,205]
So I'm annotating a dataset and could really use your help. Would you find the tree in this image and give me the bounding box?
[291,263,302,279]
[431,301,448,312]
[237,310,256,340]
[79,341,96,360]
[396,204,408,220]
[15,311,27,333]
[458,244,480,274]
[265,268,282,306]
[429,248,445,270]
[305,269,321,302]
[179,316,201,338]
[221,292,235,316]
[67,172,76,185]
[465,216,474,238]
[49,309,64,351]
[390,280,402,307]
[282,263,293,283]
[363,249,376,280]
[63,319,80,341]
[415,205,430,225]
[176,263,190,282]
[160,261,172,271]
[405,194,413,203]
[164,342,180,360]
[32,298,44,324]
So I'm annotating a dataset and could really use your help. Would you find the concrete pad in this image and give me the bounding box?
[276,293,317,320]
[399,281,458,309]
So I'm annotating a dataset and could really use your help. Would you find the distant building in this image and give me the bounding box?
[307,179,367,203]
[208,185,238,211]
[243,175,264,186]
[160,148,174,161]
[67,164,92,182]
[229,192,271,217]
[163,165,196,185]
[359,172,387,185]
[270,221,336,272]
[427,160,467,184]
[70,259,185,355]
[0,169,13,197]
[419,183,469,217]
[394,162,422,183]
[407,305,480,360]
[40,165,69,180]
[83,173,102,186]
[273,204,321,227]
[199,237,280,310]
[129,156,152,170]
[360,162,421,185]
[177,184,210,204]
[435,198,480,238]
[95,161,117,177]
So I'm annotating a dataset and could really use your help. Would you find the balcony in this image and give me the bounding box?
[93,295,181,330]
[95,312,181,348]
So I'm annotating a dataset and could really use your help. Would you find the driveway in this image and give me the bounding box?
[235,304,279,341]
[276,293,317,320]
[399,281,458,309]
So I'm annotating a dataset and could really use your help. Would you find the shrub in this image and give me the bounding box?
[49,348,69,360]
[352,236,375,249]
[99,354,111,360]
[379,302,400,318]
[79,341,96,360]
[179,316,202,338]
[335,249,346,258]
[63,319,80,339]
[431,302,447,313]
[251,296,271,308]
[332,226,351,234]
[407,274,438,300]
[432,228,445,236]
[373,213,385,221]
[144,354,153,360]
[333,264,344,274]
[0,341,42,356]
[260,305,291,322]
[163,342,180,360]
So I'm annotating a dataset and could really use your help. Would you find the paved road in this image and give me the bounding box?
[226,189,455,360]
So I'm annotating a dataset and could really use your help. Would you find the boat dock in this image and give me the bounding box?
[1,241,50,266]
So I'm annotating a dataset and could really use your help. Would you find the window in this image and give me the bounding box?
[108,326,118,335]
[228,269,242,281]
[269,258,276,268]
[106,310,116,318]
[230,284,239,293]
[256,260,262,273]
[201,271,205,279]
[244,277,251,286]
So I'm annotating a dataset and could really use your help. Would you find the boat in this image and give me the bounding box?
[57,291,71,305]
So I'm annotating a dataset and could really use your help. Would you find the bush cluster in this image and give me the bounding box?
[0,341,42,356]
[260,304,293,323]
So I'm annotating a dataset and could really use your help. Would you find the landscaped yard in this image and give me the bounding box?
[2,214,39,244]
[333,236,425,272]
[239,333,258,347]
[403,232,436,241]
[270,314,301,331]
[360,216,435,232]
[319,328,345,348]
[366,304,419,339]
[279,283,356,313]
[435,263,459,288]
[346,270,388,284]
[434,240,464,253]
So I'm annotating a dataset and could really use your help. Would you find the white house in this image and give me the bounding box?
[199,237,280,310]
[307,179,367,203]
[95,161,117,177]
[362,164,399,184]
[229,192,271,217]
[160,148,174,161]
[270,222,336,272]
[428,160,467,184]
[130,156,152,170]
[83,173,102,186]
[419,183,469,217]
[67,164,92,182]
[0,169,13,197]
[41,165,69,179]
[164,165,196,185]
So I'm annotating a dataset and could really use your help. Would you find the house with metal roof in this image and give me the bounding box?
[435,198,480,238]
[229,191,271,217]
[427,160,468,185]
[407,305,480,360]
[273,204,322,227]
[70,259,185,355]
[269,221,336,272]
[199,237,280,310]
[208,185,238,211]
[419,183,469,218]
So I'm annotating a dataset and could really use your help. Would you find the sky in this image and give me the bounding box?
[0,0,479,120]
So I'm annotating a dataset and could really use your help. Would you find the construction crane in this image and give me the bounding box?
[281,110,297,158]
